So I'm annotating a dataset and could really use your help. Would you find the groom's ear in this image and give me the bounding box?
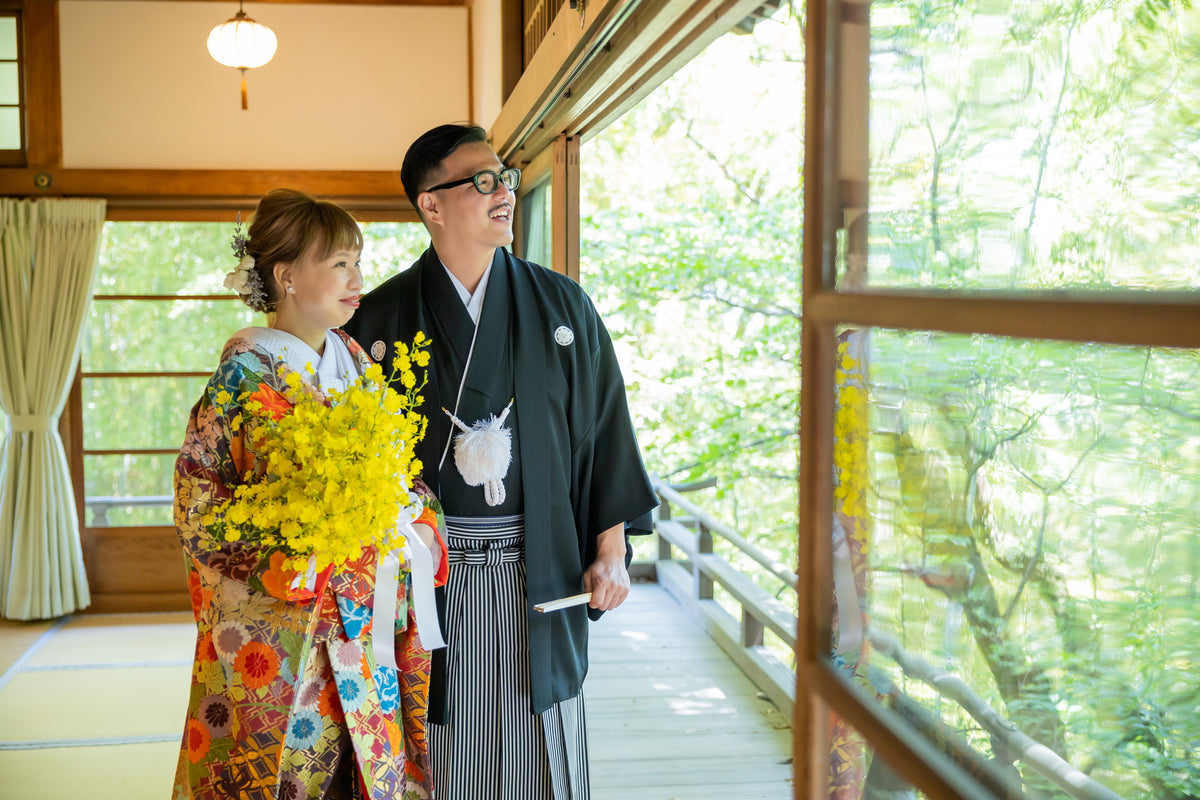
[417,191,442,226]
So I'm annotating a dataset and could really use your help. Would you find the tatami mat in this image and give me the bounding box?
[25,612,195,667]
[0,618,55,675]
[0,741,179,800]
[0,613,193,800]
[0,666,189,743]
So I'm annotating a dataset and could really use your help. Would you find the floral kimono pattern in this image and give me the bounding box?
[172,330,448,800]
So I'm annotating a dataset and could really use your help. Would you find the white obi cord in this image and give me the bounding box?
[371,517,446,670]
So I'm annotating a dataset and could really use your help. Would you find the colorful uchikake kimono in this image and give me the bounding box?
[172,328,448,800]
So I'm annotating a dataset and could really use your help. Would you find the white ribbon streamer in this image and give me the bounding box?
[372,551,402,671]
[403,521,446,651]
[288,555,320,593]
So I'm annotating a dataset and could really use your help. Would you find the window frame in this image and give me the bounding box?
[796,0,1200,797]
[0,8,24,164]
[512,143,553,265]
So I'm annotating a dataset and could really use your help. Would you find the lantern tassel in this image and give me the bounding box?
[240,68,248,110]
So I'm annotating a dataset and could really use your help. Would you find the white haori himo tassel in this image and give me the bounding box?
[444,398,514,506]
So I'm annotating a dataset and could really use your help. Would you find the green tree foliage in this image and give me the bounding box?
[870,335,1199,797]
[581,5,804,573]
[581,0,1198,796]
[863,0,1200,796]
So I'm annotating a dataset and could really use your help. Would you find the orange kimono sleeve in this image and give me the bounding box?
[414,505,449,587]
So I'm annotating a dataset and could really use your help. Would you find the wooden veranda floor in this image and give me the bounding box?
[588,581,795,799]
[0,582,793,799]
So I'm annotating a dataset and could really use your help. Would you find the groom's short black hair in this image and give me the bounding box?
[401,123,489,213]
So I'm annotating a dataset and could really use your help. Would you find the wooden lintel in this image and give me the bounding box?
[0,167,405,197]
[0,167,417,217]
[66,0,467,6]
[808,290,1200,350]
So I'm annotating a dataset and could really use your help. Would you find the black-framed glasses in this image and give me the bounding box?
[423,167,522,196]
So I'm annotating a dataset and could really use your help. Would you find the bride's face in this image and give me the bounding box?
[281,245,364,333]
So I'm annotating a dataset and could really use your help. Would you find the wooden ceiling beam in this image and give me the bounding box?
[65,0,467,6]
[0,167,417,219]
[0,167,406,197]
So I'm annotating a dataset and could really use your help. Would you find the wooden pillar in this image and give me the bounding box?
[551,132,579,281]
[796,0,838,795]
[500,0,523,102]
[742,608,765,647]
[24,0,63,172]
[657,493,672,560]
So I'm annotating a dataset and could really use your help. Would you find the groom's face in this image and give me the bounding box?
[428,141,515,250]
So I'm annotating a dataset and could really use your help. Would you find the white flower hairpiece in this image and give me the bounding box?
[224,217,270,312]
[224,255,269,311]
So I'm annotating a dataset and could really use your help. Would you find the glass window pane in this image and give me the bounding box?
[82,376,210,450]
[82,299,253,372]
[0,62,17,105]
[865,1,1200,291]
[580,5,803,590]
[99,221,428,296]
[84,453,177,527]
[360,222,429,289]
[520,181,552,267]
[99,221,247,295]
[826,704,981,798]
[829,328,1199,799]
[0,17,16,61]
[0,106,19,150]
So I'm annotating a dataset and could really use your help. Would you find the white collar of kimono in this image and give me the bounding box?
[241,327,358,394]
[441,259,492,325]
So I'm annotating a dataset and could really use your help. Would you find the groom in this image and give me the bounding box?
[343,123,656,798]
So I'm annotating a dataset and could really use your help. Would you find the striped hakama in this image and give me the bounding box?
[428,515,590,800]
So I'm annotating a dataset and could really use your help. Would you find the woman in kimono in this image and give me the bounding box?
[172,189,448,800]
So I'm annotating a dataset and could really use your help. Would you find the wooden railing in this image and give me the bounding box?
[643,479,1126,800]
[86,495,172,526]
[645,477,797,718]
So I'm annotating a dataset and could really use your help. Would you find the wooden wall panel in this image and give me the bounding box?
[80,528,191,614]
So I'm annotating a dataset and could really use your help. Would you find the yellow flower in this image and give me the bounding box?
[834,337,872,535]
[207,334,434,571]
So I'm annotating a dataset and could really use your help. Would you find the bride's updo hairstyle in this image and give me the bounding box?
[225,189,363,312]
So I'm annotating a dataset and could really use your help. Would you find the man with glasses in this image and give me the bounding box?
[344,123,656,800]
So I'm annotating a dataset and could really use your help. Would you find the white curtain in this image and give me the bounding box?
[0,198,106,619]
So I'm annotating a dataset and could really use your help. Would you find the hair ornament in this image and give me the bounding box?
[230,213,250,259]
[224,213,269,311]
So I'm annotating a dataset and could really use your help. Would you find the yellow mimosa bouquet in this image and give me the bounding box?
[205,334,432,572]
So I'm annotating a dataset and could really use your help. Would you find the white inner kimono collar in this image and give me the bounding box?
[240,327,359,393]
[441,259,493,325]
